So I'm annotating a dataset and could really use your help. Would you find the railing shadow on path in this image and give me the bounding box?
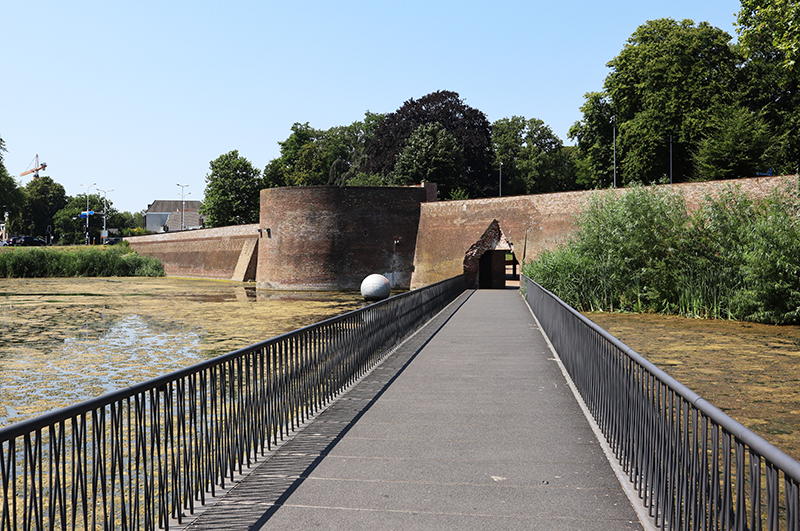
[198,290,476,530]
[0,275,467,531]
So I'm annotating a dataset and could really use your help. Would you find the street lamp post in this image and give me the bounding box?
[499,162,503,197]
[81,183,96,244]
[611,116,617,188]
[177,184,190,231]
[669,134,673,184]
[660,134,674,184]
[97,188,113,242]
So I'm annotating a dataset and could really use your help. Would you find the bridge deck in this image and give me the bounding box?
[185,289,645,530]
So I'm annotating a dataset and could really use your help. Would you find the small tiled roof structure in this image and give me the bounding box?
[145,200,204,232]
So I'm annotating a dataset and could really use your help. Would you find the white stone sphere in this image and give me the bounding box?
[361,274,391,301]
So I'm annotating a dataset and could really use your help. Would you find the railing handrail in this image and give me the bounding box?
[524,275,800,482]
[522,273,800,530]
[0,274,468,531]
[0,276,462,441]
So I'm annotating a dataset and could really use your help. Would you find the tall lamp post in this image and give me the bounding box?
[177,184,190,231]
[499,162,503,197]
[611,115,617,188]
[81,182,96,244]
[669,134,673,184]
[97,188,113,242]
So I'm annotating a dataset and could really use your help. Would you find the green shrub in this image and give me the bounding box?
[0,246,164,278]
[523,181,800,324]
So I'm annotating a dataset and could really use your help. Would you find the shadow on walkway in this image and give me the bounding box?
[185,290,644,531]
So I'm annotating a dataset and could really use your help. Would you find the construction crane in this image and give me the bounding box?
[20,154,47,179]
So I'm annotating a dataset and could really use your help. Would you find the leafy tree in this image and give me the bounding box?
[201,150,264,227]
[573,19,740,185]
[737,0,800,77]
[325,112,385,184]
[694,105,776,180]
[18,176,67,239]
[115,210,145,231]
[569,93,616,188]
[264,113,385,188]
[53,194,105,245]
[493,116,575,195]
[388,122,465,196]
[611,19,740,183]
[345,172,385,186]
[0,135,24,233]
[362,90,493,197]
[735,6,800,174]
[263,123,321,187]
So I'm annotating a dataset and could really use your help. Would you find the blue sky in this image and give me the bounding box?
[2,0,742,214]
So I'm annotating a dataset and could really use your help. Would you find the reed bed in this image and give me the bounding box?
[524,182,800,324]
[0,244,164,278]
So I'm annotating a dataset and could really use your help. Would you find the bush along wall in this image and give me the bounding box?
[0,245,164,278]
[523,182,800,324]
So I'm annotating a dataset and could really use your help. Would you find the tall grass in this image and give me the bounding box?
[523,181,800,324]
[0,244,164,278]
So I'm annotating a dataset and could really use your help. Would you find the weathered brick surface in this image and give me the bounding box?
[258,186,429,290]
[409,175,797,289]
[126,225,259,280]
[122,175,796,288]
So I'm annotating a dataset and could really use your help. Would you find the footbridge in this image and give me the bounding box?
[1,276,798,530]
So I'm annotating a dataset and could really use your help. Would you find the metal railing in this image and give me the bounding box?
[0,275,467,530]
[522,274,800,531]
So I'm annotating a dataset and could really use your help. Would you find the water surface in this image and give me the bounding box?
[0,277,364,426]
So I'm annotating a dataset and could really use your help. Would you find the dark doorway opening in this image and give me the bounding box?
[478,250,508,289]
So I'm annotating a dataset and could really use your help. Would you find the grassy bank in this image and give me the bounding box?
[523,181,800,324]
[0,243,164,278]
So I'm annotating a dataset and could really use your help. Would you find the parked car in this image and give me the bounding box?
[5,237,20,246]
[103,237,123,245]
[16,236,46,246]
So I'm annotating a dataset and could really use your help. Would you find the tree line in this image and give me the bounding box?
[6,2,797,234]
[0,144,144,244]
[202,90,583,226]
[571,15,800,187]
[202,6,800,226]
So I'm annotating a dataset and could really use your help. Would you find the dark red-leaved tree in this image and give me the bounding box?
[362,90,493,197]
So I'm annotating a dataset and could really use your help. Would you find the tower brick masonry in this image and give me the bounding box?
[257,186,431,290]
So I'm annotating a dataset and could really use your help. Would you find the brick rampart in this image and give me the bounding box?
[122,175,795,288]
[258,186,429,290]
[126,224,259,280]
[410,175,797,289]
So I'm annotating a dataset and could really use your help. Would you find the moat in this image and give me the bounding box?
[0,277,364,427]
[1,277,798,461]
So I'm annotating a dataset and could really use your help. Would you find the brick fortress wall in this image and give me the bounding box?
[126,224,259,280]
[123,175,794,289]
[410,175,797,289]
[257,186,431,290]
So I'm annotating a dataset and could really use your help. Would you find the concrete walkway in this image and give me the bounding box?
[185,289,645,531]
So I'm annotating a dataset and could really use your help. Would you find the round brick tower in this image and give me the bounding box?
[257,186,430,291]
